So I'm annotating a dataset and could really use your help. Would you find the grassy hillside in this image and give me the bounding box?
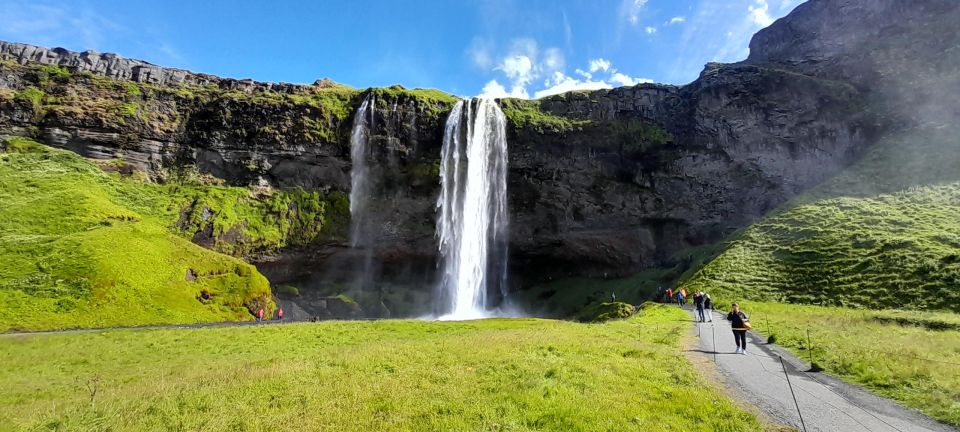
[685,126,960,312]
[0,305,765,431]
[0,138,347,331]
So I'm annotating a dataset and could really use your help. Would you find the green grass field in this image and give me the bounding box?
[0,304,762,432]
[733,302,960,426]
[0,138,348,331]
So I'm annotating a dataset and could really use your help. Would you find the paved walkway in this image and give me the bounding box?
[691,308,955,432]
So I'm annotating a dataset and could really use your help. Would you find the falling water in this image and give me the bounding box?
[349,93,374,248]
[435,98,510,320]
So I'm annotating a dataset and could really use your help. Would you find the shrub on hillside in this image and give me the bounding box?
[577,302,636,322]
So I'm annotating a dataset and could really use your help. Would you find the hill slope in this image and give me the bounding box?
[684,125,960,312]
[0,138,323,331]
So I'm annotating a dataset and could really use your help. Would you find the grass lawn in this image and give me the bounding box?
[0,304,763,431]
[728,301,960,427]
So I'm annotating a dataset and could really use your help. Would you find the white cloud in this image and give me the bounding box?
[668,16,686,25]
[467,38,494,70]
[645,26,657,34]
[473,39,651,99]
[542,47,565,72]
[479,79,529,99]
[588,58,612,73]
[748,0,775,27]
[610,72,654,87]
[498,55,536,86]
[620,0,649,26]
[534,72,611,99]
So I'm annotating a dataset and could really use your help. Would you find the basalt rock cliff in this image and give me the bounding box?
[1,0,954,317]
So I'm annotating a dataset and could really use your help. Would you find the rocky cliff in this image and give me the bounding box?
[1,0,952,317]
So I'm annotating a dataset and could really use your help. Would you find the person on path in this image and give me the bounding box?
[694,291,706,322]
[680,288,688,304]
[666,288,674,304]
[726,303,750,354]
[703,293,713,322]
[256,307,264,323]
[676,289,685,308]
[277,307,284,322]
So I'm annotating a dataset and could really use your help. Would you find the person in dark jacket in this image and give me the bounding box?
[694,291,705,322]
[726,303,750,354]
[703,293,713,322]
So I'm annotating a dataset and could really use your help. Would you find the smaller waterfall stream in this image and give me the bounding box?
[349,94,374,248]
[435,98,510,320]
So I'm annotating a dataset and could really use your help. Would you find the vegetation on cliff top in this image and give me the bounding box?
[0,305,762,431]
[0,138,350,331]
[500,98,592,134]
[0,62,459,150]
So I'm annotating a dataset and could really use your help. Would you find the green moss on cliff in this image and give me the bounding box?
[500,98,591,134]
[0,138,274,331]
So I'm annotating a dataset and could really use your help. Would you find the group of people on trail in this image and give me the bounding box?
[692,290,712,322]
[254,307,284,323]
[663,287,688,305]
[665,286,750,355]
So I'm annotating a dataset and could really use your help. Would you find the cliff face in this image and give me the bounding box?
[0,0,951,316]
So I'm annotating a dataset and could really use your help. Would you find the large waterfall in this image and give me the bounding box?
[349,94,374,248]
[435,98,510,320]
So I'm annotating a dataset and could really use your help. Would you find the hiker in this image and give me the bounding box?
[726,303,751,354]
[277,307,284,322]
[680,287,688,304]
[694,291,705,322]
[666,287,673,304]
[703,293,713,322]
[256,307,264,323]
[676,289,685,307]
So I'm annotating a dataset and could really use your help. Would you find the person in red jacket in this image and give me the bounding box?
[665,287,674,304]
[277,307,284,322]
[256,308,264,323]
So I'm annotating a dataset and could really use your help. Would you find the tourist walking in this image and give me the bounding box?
[666,287,674,304]
[676,289,685,307]
[277,307,284,322]
[694,291,706,322]
[726,303,751,354]
[256,307,264,323]
[703,293,713,322]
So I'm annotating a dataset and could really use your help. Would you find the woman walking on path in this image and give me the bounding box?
[726,303,750,354]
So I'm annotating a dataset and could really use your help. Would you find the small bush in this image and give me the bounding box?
[577,302,635,322]
[275,285,300,297]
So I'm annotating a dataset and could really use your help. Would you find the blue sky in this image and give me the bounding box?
[0,0,803,98]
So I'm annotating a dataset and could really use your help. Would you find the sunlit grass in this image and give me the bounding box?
[0,305,762,431]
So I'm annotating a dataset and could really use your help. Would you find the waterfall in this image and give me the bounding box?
[349,93,374,248]
[435,98,510,320]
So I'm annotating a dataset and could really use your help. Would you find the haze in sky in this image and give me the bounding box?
[0,0,803,98]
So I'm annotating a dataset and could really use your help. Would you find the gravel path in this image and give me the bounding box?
[692,308,956,432]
